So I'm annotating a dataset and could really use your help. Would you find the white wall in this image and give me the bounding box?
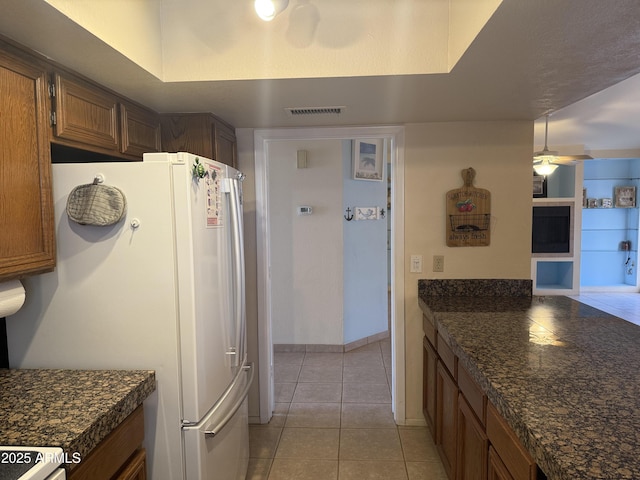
[342,140,389,344]
[268,140,344,345]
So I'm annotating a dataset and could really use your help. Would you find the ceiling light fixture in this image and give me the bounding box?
[255,0,289,21]
[533,114,559,176]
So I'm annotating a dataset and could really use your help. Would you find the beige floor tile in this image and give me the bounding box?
[292,382,342,403]
[249,426,283,459]
[303,352,344,367]
[268,458,338,480]
[340,403,396,428]
[348,342,382,353]
[266,403,290,428]
[342,383,391,404]
[274,383,296,403]
[339,428,404,461]
[274,352,305,365]
[398,427,440,462]
[338,460,407,480]
[286,402,341,428]
[405,461,448,480]
[246,458,272,480]
[299,364,343,383]
[274,364,301,383]
[343,364,388,383]
[275,427,340,460]
[343,351,384,367]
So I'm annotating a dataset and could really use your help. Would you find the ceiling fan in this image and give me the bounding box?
[533,115,593,174]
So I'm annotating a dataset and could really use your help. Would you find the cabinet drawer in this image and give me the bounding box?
[458,363,486,425]
[486,403,536,480]
[423,314,437,348]
[437,332,457,380]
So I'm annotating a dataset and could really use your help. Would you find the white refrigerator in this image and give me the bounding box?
[7,152,252,480]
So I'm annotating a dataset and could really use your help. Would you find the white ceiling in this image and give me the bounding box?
[2,0,640,155]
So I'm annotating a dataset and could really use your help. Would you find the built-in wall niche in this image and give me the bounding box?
[581,158,640,289]
[532,202,574,256]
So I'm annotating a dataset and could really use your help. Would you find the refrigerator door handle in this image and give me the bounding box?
[226,176,246,367]
[204,363,254,438]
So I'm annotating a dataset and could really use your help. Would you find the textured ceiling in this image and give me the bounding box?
[2,0,640,154]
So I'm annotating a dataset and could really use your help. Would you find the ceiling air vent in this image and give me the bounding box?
[285,106,345,116]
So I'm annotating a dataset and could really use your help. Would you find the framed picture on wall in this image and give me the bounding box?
[353,139,383,181]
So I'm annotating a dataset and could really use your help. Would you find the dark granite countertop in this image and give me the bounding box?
[0,369,155,467]
[419,292,640,480]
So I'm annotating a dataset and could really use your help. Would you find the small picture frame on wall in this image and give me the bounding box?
[533,175,546,198]
[615,186,636,208]
[353,139,383,181]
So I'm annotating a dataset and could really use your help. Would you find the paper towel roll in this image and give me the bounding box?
[0,279,26,317]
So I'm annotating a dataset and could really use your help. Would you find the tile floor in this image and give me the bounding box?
[570,292,640,326]
[246,339,447,480]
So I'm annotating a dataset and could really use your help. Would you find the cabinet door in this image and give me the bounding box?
[488,446,514,480]
[436,360,459,480]
[214,119,237,168]
[0,49,55,279]
[53,72,119,151]
[114,449,147,480]
[160,114,213,158]
[423,336,437,439]
[457,393,488,480]
[120,102,161,158]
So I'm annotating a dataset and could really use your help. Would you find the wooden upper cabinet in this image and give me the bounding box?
[52,72,119,151]
[0,48,55,279]
[214,119,238,169]
[160,113,237,168]
[120,101,161,158]
[51,72,160,160]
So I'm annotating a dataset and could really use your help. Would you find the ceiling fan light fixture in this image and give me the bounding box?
[255,0,289,21]
[533,156,559,176]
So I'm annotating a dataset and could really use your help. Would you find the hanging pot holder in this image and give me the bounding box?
[66,183,127,226]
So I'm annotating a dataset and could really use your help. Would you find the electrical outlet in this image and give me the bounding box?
[410,255,423,273]
[433,255,444,272]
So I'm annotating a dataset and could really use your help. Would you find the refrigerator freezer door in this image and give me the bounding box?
[183,363,253,480]
[170,152,239,423]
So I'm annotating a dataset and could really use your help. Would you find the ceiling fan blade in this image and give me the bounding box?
[554,154,594,164]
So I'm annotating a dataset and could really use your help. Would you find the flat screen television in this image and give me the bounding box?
[532,205,571,254]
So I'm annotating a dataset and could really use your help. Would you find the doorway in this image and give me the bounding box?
[254,126,406,425]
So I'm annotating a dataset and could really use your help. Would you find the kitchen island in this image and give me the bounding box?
[0,369,155,476]
[419,279,640,480]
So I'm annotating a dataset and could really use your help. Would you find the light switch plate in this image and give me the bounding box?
[410,255,423,273]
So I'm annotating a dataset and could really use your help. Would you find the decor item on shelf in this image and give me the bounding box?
[533,174,546,198]
[353,138,383,181]
[446,167,491,247]
[533,114,593,175]
[601,198,613,208]
[587,198,598,209]
[254,0,289,21]
[615,186,636,207]
[583,188,587,207]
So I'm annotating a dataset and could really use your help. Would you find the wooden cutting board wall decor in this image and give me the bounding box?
[446,167,491,247]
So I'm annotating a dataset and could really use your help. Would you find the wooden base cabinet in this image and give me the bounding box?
[69,406,147,480]
[423,336,437,438]
[436,361,459,480]
[457,393,488,480]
